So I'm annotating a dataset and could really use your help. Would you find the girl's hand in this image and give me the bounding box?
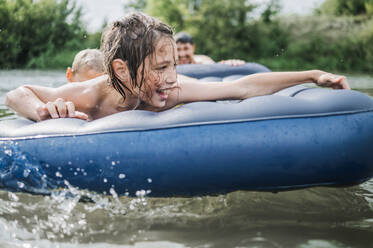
[219,59,245,66]
[36,98,89,121]
[316,73,350,90]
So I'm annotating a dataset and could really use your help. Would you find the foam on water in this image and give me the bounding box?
[0,179,372,247]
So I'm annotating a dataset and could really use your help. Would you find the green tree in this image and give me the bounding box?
[0,0,86,68]
[318,0,373,16]
[124,0,148,11]
[261,0,281,23]
[145,0,187,30]
[141,0,286,62]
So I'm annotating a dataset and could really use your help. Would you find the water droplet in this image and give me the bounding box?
[23,169,31,177]
[74,172,78,176]
[135,190,146,197]
[8,192,19,201]
[147,178,152,183]
[103,178,107,183]
[68,161,72,165]
[4,149,12,156]
[109,188,118,197]
[89,160,93,164]
[118,174,126,179]
[111,161,116,166]
[17,181,25,188]
[55,172,62,177]
[83,34,87,38]
[78,219,86,225]
[83,172,87,176]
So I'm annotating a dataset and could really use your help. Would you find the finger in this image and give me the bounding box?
[36,105,49,121]
[231,60,239,66]
[337,77,350,90]
[324,73,334,81]
[66,101,76,118]
[341,81,351,90]
[233,60,245,66]
[45,102,59,119]
[55,98,67,118]
[74,111,89,120]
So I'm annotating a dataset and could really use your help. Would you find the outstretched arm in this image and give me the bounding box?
[218,59,246,66]
[6,84,90,121]
[193,54,215,64]
[6,85,47,121]
[174,70,349,104]
[5,76,105,121]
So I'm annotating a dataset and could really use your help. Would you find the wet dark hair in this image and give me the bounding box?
[174,32,193,44]
[101,12,174,102]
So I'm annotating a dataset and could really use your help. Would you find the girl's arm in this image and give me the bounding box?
[174,70,349,103]
[5,85,48,121]
[5,76,105,121]
[6,84,90,121]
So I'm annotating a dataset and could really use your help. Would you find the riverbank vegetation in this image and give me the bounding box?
[1,0,373,73]
[0,0,100,69]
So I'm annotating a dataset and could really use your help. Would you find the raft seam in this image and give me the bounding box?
[1,108,373,141]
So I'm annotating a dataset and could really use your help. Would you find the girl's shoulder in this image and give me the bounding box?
[62,75,109,111]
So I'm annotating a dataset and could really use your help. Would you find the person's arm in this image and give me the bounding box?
[5,76,104,121]
[6,85,47,121]
[219,59,246,66]
[193,54,215,64]
[172,70,349,104]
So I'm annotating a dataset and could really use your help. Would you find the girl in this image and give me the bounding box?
[5,12,350,122]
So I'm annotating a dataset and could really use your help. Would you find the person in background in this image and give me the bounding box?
[174,32,245,66]
[66,49,104,83]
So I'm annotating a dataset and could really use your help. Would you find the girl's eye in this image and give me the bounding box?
[157,66,167,71]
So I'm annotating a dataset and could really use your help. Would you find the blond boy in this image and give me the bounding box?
[66,49,104,82]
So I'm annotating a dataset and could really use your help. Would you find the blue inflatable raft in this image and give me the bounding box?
[1,63,373,197]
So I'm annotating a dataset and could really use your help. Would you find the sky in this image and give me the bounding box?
[75,0,325,33]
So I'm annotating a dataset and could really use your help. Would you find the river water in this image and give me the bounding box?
[0,70,373,248]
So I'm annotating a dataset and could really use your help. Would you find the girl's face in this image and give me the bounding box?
[138,37,178,108]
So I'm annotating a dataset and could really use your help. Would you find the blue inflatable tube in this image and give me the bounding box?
[1,63,373,197]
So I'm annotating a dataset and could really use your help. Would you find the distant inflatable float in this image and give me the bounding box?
[1,63,373,197]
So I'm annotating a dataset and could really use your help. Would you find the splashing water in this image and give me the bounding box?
[0,141,60,194]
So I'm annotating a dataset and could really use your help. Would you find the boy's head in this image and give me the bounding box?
[174,32,195,64]
[66,49,104,82]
